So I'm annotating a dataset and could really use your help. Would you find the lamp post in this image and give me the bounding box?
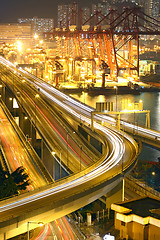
[114,86,118,112]
[51,151,56,178]
[151,171,156,188]
[51,150,62,179]
[21,79,25,107]
[121,140,125,201]
[80,145,82,171]
[59,152,62,179]
[67,133,69,168]
[27,221,44,240]
[34,93,39,129]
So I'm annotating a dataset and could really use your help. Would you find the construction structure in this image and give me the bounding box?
[44,7,160,85]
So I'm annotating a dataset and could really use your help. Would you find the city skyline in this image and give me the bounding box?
[0,0,97,23]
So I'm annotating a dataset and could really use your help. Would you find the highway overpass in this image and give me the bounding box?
[0,57,139,239]
[0,99,81,239]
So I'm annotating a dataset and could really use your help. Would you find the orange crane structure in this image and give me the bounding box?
[44,7,160,86]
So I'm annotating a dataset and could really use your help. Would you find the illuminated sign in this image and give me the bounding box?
[103,234,115,240]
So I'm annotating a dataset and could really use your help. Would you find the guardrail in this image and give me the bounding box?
[125,175,160,199]
[0,100,53,184]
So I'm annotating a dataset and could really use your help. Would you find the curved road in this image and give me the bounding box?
[0,57,139,239]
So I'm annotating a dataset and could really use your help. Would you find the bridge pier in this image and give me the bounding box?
[106,179,124,209]
[0,83,57,178]
[78,125,103,154]
[19,109,32,139]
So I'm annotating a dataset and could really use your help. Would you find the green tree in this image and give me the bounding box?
[0,166,30,200]
[11,166,30,191]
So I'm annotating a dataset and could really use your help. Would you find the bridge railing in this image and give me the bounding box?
[125,175,160,199]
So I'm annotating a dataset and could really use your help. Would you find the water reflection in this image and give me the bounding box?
[71,92,160,131]
[71,92,160,162]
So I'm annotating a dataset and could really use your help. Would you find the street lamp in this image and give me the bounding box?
[80,145,82,171]
[34,93,39,129]
[67,133,69,168]
[59,152,62,179]
[114,86,118,112]
[27,221,44,240]
[21,79,25,106]
[51,150,62,179]
[51,151,56,178]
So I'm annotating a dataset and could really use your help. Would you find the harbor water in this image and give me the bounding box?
[70,91,160,162]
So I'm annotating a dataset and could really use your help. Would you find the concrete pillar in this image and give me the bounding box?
[31,125,36,148]
[42,143,56,180]
[19,109,25,132]
[3,233,6,240]
[5,88,14,114]
[106,181,124,209]
[97,211,99,222]
[87,213,92,226]
[41,139,44,162]
[102,209,105,221]
[107,208,110,219]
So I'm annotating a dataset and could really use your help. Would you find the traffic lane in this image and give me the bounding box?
[0,143,135,223]
[0,104,47,189]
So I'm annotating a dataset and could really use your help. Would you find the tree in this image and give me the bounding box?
[11,166,30,191]
[0,166,30,200]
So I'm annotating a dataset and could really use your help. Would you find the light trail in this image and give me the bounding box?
[2,55,154,141]
[13,63,159,142]
[0,57,138,236]
[0,57,94,239]
[0,103,48,190]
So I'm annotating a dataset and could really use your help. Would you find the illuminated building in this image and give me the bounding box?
[121,0,160,23]
[0,23,32,44]
[92,2,111,24]
[57,3,78,28]
[111,197,160,240]
[151,0,159,18]
[18,17,54,36]
[57,4,69,28]
[80,7,91,25]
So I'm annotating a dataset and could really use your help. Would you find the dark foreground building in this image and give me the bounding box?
[111,196,160,240]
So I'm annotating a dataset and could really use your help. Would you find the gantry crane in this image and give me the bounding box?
[44,7,160,85]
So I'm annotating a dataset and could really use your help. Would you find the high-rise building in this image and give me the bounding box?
[151,0,159,18]
[92,2,111,25]
[80,7,91,25]
[57,5,69,28]
[18,17,54,35]
[132,0,159,19]
[57,3,78,28]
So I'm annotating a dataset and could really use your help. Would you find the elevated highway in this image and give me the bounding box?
[14,64,160,150]
[0,101,52,188]
[0,57,139,239]
[0,98,80,239]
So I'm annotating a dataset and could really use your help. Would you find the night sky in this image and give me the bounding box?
[0,0,97,24]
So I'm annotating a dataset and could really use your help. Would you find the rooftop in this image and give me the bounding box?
[114,197,160,219]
